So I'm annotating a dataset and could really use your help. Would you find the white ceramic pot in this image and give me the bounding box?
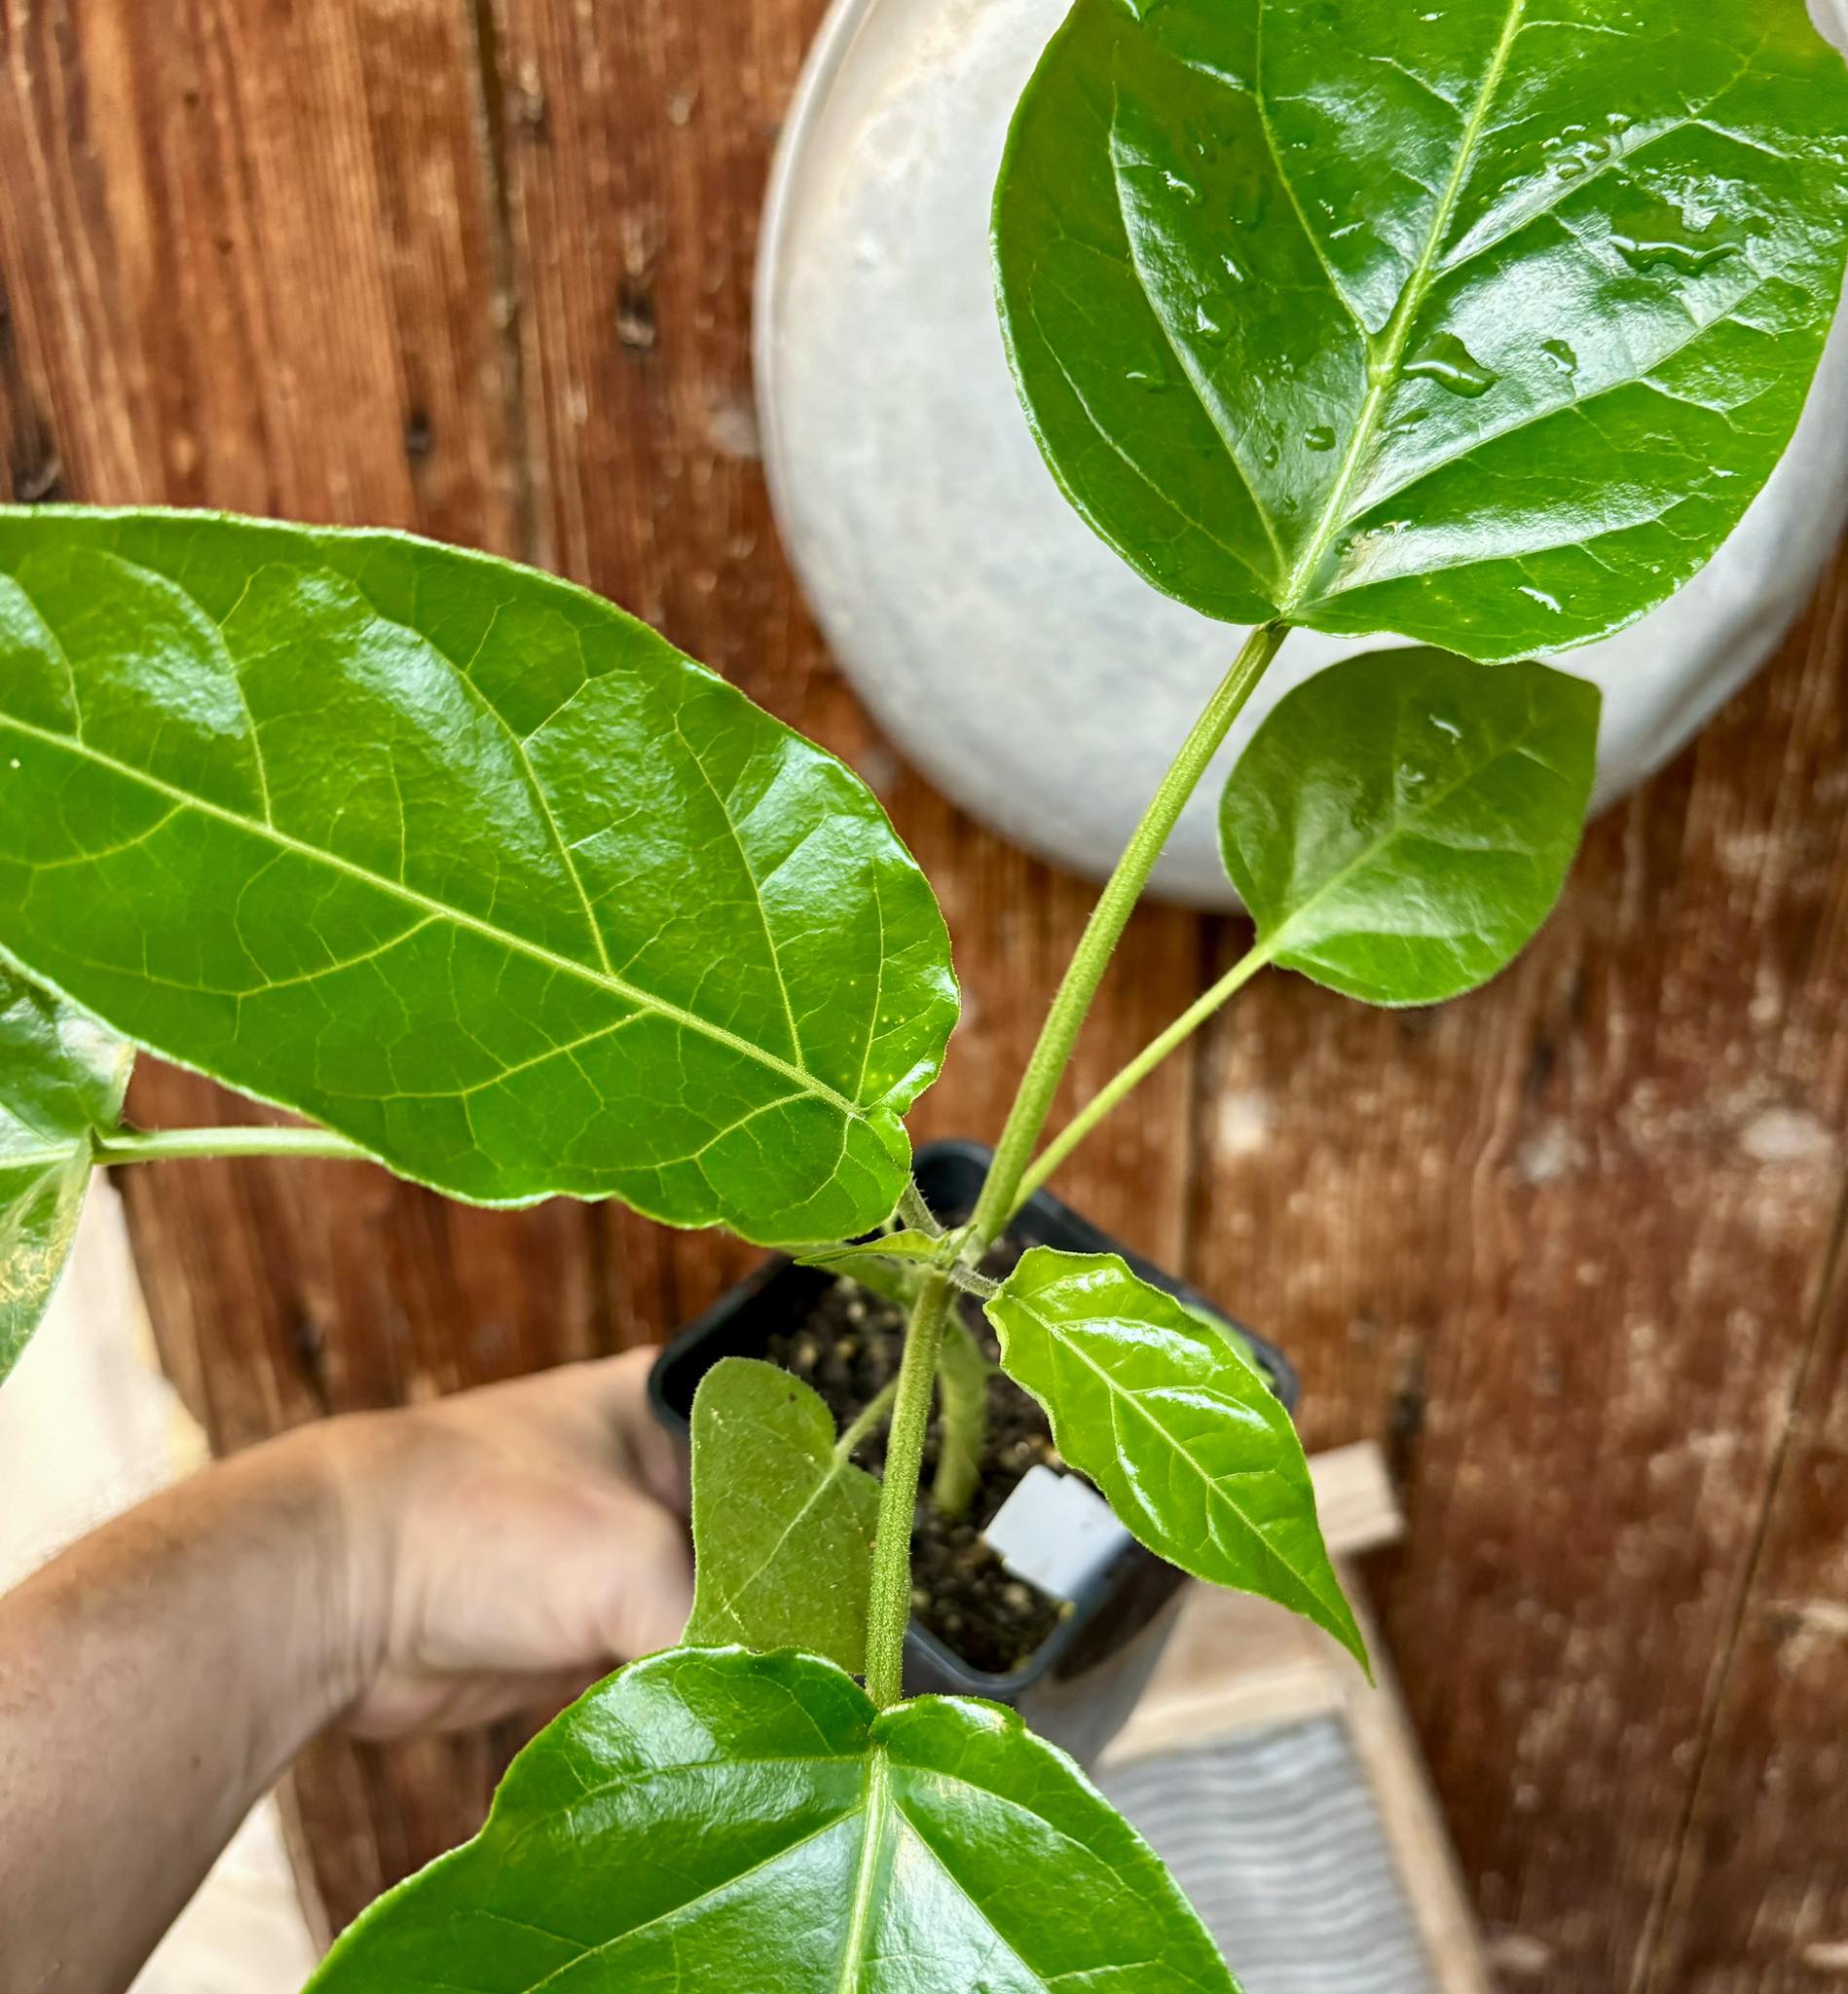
[757,0,1848,907]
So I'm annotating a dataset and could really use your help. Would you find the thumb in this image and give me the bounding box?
[581,1496,694,1661]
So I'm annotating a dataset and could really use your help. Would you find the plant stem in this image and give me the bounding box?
[92,1125,373,1166]
[966,620,1290,1247]
[1010,937,1275,1217]
[863,1273,951,1708]
[834,1376,901,1463]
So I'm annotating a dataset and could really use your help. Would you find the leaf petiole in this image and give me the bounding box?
[965,620,1290,1248]
[92,1125,375,1166]
[1010,938,1275,1217]
[896,1179,944,1237]
[833,1376,901,1464]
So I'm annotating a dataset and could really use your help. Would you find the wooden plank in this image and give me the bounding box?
[1643,1262,1848,1994]
[0,0,561,1929]
[1182,554,1848,1989]
[1641,584,1848,1994]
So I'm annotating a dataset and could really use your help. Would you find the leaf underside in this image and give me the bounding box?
[1223,647,1600,1005]
[797,1229,942,1306]
[986,1247,1366,1670]
[994,0,1848,661]
[0,958,130,1382]
[685,1357,882,1674]
[0,509,959,1245]
[304,1646,1240,1994]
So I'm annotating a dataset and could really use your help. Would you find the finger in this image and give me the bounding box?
[584,1498,693,1660]
[347,1666,612,1741]
[584,1347,690,1515]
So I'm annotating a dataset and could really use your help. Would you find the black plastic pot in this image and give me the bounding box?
[649,1139,1298,1764]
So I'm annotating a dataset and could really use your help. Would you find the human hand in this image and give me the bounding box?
[312,1349,693,1737]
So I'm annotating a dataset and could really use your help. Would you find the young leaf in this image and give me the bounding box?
[796,1228,942,1306]
[0,509,958,1246]
[933,1309,990,1518]
[304,1646,1238,1993]
[1222,648,1598,1006]
[986,1248,1366,1671]
[685,1357,881,1674]
[0,960,130,1382]
[993,0,1848,661]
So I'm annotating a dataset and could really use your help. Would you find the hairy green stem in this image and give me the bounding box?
[1010,939,1275,1216]
[93,1125,372,1166]
[834,1376,901,1463]
[966,621,1289,1247]
[863,1274,951,1708]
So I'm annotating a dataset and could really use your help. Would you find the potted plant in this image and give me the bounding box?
[647,1134,1302,1766]
[1,0,1843,1985]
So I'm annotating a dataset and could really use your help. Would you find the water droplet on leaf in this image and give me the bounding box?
[1162,169,1201,203]
[1540,338,1578,374]
[1405,332,1497,397]
[1306,425,1337,452]
[1518,583,1565,614]
[1608,197,1742,276]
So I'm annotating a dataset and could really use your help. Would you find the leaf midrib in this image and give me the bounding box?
[1004,1285,1335,1615]
[0,712,864,1123]
[699,1422,873,1635]
[834,1749,892,1994]
[1255,709,1565,963]
[0,1141,86,1173]
[1276,0,1531,615]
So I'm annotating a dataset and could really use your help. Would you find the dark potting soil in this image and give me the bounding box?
[763,1240,1070,1676]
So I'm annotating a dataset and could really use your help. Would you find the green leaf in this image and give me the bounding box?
[933,1310,990,1518]
[305,1646,1238,1993]
[0,508,958,1245]
[993,0,1848,660]
[0,959,130,1382]
[685,1357,882,1674]
[986,1248,1365,1671]
[796,1228,942,1306]
[1222,648,1598,1006]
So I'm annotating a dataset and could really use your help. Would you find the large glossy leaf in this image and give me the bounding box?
[0,960,131,1382]
[994,0,1848,661]
[685,1357,882,1674]
[0,508,958,1244]
[985,1248,1365,1669]
[1222,648,1598,1005]
[305,1645,1238,1993]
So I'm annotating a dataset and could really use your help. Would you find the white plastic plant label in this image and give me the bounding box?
[983,1462,1133,1603]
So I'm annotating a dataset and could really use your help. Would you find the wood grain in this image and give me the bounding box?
[2,0,1845,1980]
[0,0,573,1928]
[1182,556,1848,1989]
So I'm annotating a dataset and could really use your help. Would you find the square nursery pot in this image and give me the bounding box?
[649,1139,1300,1767]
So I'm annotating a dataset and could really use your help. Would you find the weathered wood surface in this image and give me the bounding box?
[1,0,1843,1981]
